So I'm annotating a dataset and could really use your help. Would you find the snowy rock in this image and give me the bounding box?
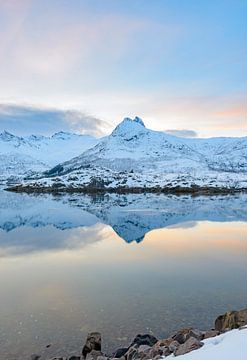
[174,337,204,356]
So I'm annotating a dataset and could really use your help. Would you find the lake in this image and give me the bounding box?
[0,191,247,359]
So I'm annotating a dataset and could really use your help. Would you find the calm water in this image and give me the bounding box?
[0,191,247,359]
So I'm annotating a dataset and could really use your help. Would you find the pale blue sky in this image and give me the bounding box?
[0,0,246,136]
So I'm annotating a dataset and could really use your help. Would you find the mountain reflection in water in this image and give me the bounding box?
[0,192,247,254]
[0,191,247,360]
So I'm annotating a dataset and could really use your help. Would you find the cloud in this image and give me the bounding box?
[0,104,110,137]
[165,129,198,138]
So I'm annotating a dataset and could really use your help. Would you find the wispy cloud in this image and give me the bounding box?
[165,129,198,138]
[0,104,110,136]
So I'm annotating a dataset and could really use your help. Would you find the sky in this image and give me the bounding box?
[0,0,246,137]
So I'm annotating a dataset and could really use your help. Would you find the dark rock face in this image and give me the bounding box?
[82,332,102,358]
[174,337,204,356]
[215,308,247,332]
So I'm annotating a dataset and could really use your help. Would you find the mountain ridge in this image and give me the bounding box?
[3,117,247,191]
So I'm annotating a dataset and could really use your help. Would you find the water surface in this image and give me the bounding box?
[0,191,247,359]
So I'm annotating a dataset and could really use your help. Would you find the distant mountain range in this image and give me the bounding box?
[0,130,98,183]
[2,117,247,191]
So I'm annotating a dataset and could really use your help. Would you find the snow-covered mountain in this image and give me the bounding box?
[0,130,99,183]
[5,117,247,191]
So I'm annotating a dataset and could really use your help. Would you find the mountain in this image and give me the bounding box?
[6,117,247,192]
[0,130,99,183]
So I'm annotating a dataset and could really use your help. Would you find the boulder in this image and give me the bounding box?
[174,337,203,356]
[171,328,203,344]
[82,332,102,358]
[124,345,138,360]
[215,308,247,332]
[130,334,158,348]
[203,329,220,339]
[137,344,152,359]
[168,340,180,353]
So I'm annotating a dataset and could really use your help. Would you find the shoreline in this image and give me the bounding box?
[5,185,247,195]
[30,307,247,360]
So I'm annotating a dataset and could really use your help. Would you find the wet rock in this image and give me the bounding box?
[203,329,220,339]
[130,334,158,348]
[174,337,203,357]
[215,308,247,332]
[82,332,102,358]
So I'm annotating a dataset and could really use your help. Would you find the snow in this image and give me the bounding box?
[2,117,247,189]
[166,327,247,359]
[0,130,99,183]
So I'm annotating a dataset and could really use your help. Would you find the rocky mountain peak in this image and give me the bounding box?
[111,116,146,137]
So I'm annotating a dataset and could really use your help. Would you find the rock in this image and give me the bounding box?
[172,328,191,344]
[130,334,158,348]
[215,308,247,332]
[168,340,180,353]
[124,345,138,360]
[137,344,152,359]
[171,328,203,344]
[174,337,203,357]
[158,346,171,357]
[85,350,103,360]
[203,329,220,339]
[30,355,41,360]
[69,356,82,360]
[113,347,128,358]
[82,332,102,358]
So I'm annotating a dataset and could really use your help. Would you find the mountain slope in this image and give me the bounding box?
[7,117,247,192]
[0,130,99,183]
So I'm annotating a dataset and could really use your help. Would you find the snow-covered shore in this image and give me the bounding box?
[167,327,247,359]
